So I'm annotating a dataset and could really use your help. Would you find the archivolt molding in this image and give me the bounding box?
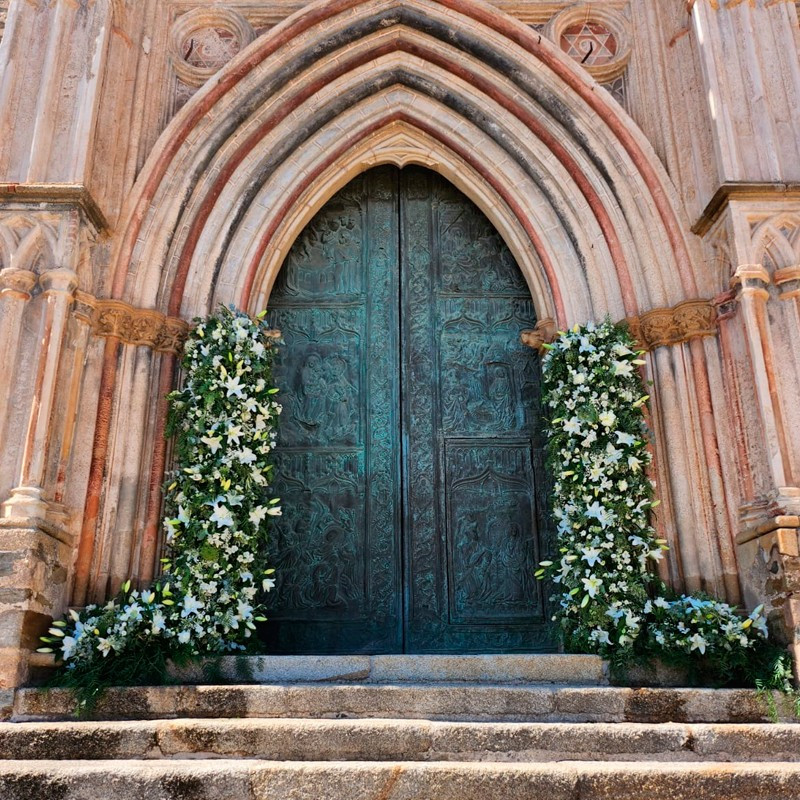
[112,0,703,327]
[73,291,190,354]
[522,300,719,353]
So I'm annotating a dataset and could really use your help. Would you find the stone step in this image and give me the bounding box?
[2,718,800,763]
[11,684,798,723]
[2,759,800,800]
[169,653,608,685]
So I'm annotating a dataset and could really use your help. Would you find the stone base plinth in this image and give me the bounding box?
[0,519,72,689]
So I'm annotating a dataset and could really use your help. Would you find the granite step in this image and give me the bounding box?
[2,759,800,800]
[169,654,608,685]
[1,718,800,763]
[10,684,799,723]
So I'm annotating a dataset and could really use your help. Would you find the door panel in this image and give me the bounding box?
[262,166,402,653]
[401,166,553,652]
[261,165,552,654]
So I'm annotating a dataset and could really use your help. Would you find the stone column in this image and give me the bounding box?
[731,265,796,505]
[2,268,78,521]
[0,268,36,446]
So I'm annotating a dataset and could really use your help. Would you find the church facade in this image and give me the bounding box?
[1,0,800,689]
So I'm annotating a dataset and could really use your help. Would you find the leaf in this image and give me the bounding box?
[200,544,220,562]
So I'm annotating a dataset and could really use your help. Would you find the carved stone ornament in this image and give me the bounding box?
[169,8,256,88]
[520,318,557,353]
[73,291,190,354]
[633,300,717,350]
[545,7,631,83]
[521,301,718,354]
[0,267,37,298]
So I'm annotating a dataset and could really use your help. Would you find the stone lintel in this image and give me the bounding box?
[692,181,800,237]
[0,183,108,233]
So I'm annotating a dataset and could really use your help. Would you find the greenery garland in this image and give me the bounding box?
[37,311,795,701]
[537,320,794,690]
[39,307,282,702]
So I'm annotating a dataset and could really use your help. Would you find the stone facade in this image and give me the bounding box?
[0,0,799,688]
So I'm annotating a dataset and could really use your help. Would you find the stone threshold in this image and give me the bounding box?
[11,684,799,724]
[168,654,608,686]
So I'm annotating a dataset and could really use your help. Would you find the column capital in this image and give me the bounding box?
[39,268,78,296]
[0,268,37,299]
[731,265,770,298]
[774,266,800,300]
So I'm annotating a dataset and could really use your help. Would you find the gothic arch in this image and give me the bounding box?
[76,0,732,601]
[751,213,800,273]
[110,0,705,327]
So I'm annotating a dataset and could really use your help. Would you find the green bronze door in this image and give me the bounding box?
[262,165,552,653]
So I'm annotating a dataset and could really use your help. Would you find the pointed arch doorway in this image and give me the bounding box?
[261,165,552,654]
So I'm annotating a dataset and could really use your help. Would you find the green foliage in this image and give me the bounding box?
[538,319,795,695]
[40,307,283,708]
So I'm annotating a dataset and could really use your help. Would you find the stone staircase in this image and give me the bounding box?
[1,655,800,799]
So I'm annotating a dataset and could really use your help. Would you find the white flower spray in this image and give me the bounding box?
[538,320,773,680]
[40,307,283,687]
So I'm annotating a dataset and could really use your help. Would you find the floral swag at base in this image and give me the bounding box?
[40,307,283,700]
[537,320,794,691]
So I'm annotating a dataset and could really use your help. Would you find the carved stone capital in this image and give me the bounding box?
[732,265,770,300]
[39,268,78,296]
[72,292,191,354]
[0,268,37,299]
[774,267,800,300]
[673,300,718,341]
[522,303,718,354]
[630,300,717,351]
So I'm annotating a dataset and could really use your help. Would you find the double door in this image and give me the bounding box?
[262,165,552,653]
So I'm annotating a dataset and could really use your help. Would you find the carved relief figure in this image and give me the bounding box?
[297,353,327,429]
[485,362,516,429]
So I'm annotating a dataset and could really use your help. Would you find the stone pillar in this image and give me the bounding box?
[0,267,78,688]
[730,265,796,507]
[0,268,36,445]
[2,268,78,521]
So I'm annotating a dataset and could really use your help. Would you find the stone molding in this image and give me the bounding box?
[692,182,800,237]
[775,266,800,299]
[521,300,718,353]
[73,292,190,354]
[0,184,108,233]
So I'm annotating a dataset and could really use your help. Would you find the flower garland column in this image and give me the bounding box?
[536,321,778,686]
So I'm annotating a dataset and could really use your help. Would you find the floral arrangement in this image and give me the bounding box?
[537,320,784,686]
[39,307,282,694]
